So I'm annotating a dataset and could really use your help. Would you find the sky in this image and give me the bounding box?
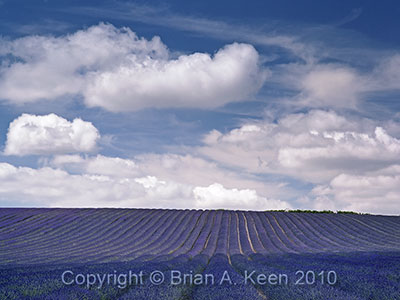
[0,0,399,214]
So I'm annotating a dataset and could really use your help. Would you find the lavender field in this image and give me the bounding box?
[1,208,400,299]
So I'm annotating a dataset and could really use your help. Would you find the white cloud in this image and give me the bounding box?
[84,42,267,111]
[133,153,287,197]
[0,154,290,210]
[199,110,400,183]
[299,65,364,108]
[0,23,267,111]
[197,109,400,214]
[4,113,100,156]
[372,54,400,90]
[54,153,293,201]
[85,155,140,177]
[0,162,165,207]
[193,183,290,210]
[1,112,399,213]
[70,3,314,63]
[273,55,400,109]
[311,172,400,215]
[0,23,167,103]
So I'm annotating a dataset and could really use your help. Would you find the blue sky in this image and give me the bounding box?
[0,0,399,214]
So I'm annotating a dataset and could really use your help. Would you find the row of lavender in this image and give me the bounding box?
[1,208,399,265]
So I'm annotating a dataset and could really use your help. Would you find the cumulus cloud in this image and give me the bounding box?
[274,55,400,109]
[84,42,266,111]
[193,183,290,210]
[299,65,364,108]
[0,154,290,210]
[0,23,267,111]
[199,110,400,183]
[196,109,400,214]
[1,112,399,213]
[133,153,290,198]
[0,162,165,207]
[4,113,100,156]
[311,171,400,215]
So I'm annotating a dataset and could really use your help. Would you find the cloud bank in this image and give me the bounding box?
[0,23,267,111]
[199,110,400,214]
[0,154,290,210]
[200,110,400,181]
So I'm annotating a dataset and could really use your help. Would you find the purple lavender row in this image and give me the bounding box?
[0,208,121,254]
[346,214,400,240]
[201,210,223,257]
[331,214,400,247]
[0,209,132,263]
[41,209,155,262]
[80,209,168,261]
[0,209,109,254]
[265,213,302,252]
[32,209,171,264]
[214,211,229,255]
[0,209,153,264]
[258,212,296,253]
[320,213,390,247]
[282,212,342,251]
[74,209,175,263]
[152,210,203,256]
[172,210,210,257]
[296,212,363,251]
[0,208,89,244]
[80,209,186,263]
[228,211,242,256]
[186,210,216,257]
[29,209,167,265]
[303,213,371,251]
[272,212,326,251]
[291,212,356,251]
[237,212,256,255]
[140,210,198,255]
[0,208,56,232]
[119,210,191,258]
[242,212,266,254]
[270,212,318,253]
[311,213,387,251]
[323,214,400,250]
[248,212,282,253]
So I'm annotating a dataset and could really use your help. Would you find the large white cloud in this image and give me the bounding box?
[197,109,400,214]
[0,162,167,207]
[4,113,100,156]
[133,153,292,198]
[0,23,267,111]
[199,110,400,183]
[50,153,293,200]
[0,154,290,210]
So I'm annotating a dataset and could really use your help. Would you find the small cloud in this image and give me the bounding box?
[299,65,363,108]
[311,172,400,215]
[334,8,363,27]
[4,113,100,156]
[193,183,291,210]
